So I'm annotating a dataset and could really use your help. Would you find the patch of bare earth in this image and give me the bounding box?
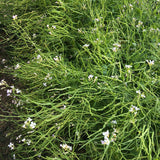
[0,53,15,160]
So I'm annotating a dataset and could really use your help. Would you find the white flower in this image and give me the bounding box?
[15,88,21,94]
[112,132,117,138]
[26,139,31,145]
[7,89,12,96]
[22,117,36,129]
[2,59,6,64]
[129,4,133,10]
[136,90,141,94]
[102,130,109,138]
[94,76,98,83]
[15,64,21,69]
[8,142,14,150]
[138,21,143,25]
[30,121,36,129]
[37,54,42,60]
[146,60,154,66]
[88,74,94,80]
[78,28,82,33]
[45,73,52,80]
[27,130,34,134]
[111,75,118,79]
[54,55,61,62]
[55,1,62,4]
[157,28,160,32]
[22,124,26,128]
[27,117,32,122]
[129,105,140,115]
[52,25,56,29]
[112,47,118,52]
[132,17,136,21]
[53,56,59,61]
[111,120,117,125]
[113,128,118,133]
[101,138,110,145]
[13,15,17,20]
[83,44,89,48]
[16,134,22,140]
[141,93,146,98]
[13,154,16,160]
[94,18,100,22]
[22,138,26,142]
[125,65,132,68]
[150,28,155,32]
[43,83,47,86]
[0,79,7,86]
[33,34,36,38]
[136,21,143,28]
[47,24,49,28]
[61,105,66,109]
[113,43,121,48]
[60,144,72,151]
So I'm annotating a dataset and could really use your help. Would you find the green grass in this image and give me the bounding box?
[0,0,160,159]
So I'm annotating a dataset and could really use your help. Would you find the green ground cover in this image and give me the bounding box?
[0,0,160,159]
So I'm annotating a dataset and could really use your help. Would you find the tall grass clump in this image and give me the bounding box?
[1,0,160,159]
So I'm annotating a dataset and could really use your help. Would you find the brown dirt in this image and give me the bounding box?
[0,53,14,160]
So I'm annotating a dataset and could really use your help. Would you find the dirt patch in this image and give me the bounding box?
[0,54,15,160]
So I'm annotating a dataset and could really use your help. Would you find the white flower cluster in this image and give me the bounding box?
[78,28,85,33]
[94,18,100,22]
[7,89,12,96]
[111,128,118,142]
[101,121,119,145]
[146,60,154,66]
[60,143,72,151]
[1,58,6,64]
[101,130,110,145]
[111,120,117,125]
[94,38,103,43]
[129,105,140,115]
[125,65,132,69]
[12,99,23,107]
[12,15,17,20]
[44,73,52,80]
[22,117,36,129]
[8,142,14,150]
[53,55,61,62]
[22,138,31,145]
[150,28,160,33]
[83,44,89,48]
[55,1,62,5]
[136,21,143,28]
[112,43,121,52]
[16,134,31,145]
[6,86,21,96]
[129,4,133,10]
[47,24,56,35]
[88,74,97,82]
[36,54,43,62]
[111,75,119,79]
[88,74,94,80]
[125,65,132,73]
[15,64,21,69]
[0,79,6,87]
[136,90,145,98]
